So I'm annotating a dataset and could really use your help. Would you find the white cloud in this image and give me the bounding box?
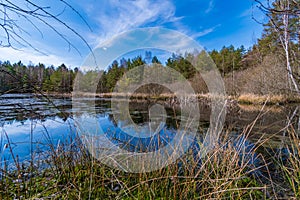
[239,7,253,18]
[89,0,176,45]
[0,47,76,67]
[2,118,71,136]
[191,24,221,39]
[205,0,215,14]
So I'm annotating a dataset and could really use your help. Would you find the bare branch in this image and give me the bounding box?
[59,0,93,32]
[255,0,300,15]
[254,0,300,94]
[0,0,94,58]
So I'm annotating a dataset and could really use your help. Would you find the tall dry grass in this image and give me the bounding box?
[0,128,272,199]
[237,93,300,105]
[276,126,300,198]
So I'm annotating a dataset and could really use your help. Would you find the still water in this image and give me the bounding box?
[0,93,298,166]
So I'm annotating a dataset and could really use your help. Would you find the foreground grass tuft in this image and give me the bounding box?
[2,128,300,199]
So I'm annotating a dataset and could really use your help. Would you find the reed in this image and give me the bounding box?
[0,129,270,199]
[237,93,300,105]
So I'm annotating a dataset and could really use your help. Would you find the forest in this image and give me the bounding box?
[1,4,300,97]
[0,44,296,96]
[0,1,299,97]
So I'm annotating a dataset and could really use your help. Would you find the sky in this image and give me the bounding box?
[0,0,267,68]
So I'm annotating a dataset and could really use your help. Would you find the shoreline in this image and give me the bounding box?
[2,91,300,105]
[44,92,300,105]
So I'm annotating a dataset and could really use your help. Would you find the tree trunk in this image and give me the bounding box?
[282,3,299,93]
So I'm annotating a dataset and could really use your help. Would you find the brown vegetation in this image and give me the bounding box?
[225,54,290,96]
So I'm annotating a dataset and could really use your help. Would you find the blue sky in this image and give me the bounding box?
[0,0,267,68]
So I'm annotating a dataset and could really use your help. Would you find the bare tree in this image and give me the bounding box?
[255,0,300,94]
[0,0,92,55]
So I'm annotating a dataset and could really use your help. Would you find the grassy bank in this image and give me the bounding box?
[1,127,300,199]
[237,93,300,105]
[3,91,298,106]
[45,91,300,106]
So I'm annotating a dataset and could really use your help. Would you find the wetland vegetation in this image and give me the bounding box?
[1,0,300,199]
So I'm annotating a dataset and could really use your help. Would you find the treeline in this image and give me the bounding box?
[0,46,246,94]
[0,39,297,96]
[0,61,76,93]
[1,0,300,96]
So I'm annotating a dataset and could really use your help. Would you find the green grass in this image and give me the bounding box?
[0,131,271,200]
[278,127,300,198]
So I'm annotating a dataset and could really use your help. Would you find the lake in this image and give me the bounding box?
[0,93,298,168]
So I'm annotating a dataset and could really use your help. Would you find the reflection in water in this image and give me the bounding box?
[0,94,73,166]
[0,117,74,167]
[226,103,300,148]
[0,94,299,167]
[0,93,72,123]
[80,99,192,155]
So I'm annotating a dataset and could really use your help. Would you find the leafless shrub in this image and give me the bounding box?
[225,54,290,95]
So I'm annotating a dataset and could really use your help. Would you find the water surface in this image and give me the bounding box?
[0,93,298,166]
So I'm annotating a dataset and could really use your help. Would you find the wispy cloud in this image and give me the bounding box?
[205,0,215,14]
[88,0,176,45]
[191,24,221,39]
[239,7,253,18]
